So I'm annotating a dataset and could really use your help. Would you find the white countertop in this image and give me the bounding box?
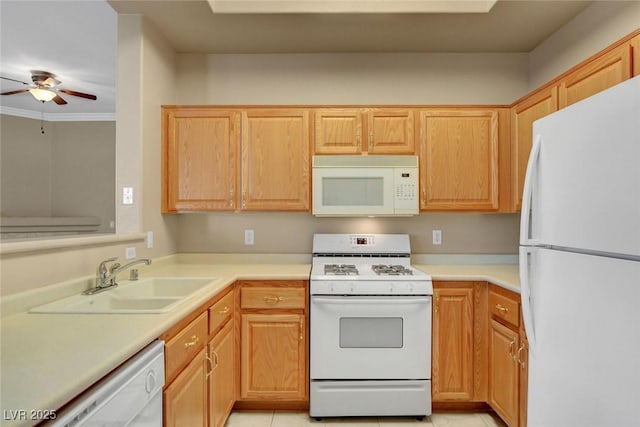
[0,255,518,427]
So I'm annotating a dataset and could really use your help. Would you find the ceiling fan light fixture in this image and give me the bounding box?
[29,88,56,102]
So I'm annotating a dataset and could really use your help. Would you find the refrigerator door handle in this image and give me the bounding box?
[519,246,536,355]
[520,134,542,245]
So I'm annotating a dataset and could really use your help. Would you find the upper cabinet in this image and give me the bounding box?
[419,108,506,211]
[558,44,632,108]
[162,108,240,212]
[241,109,311,211]
[510,87,558,211]
[314,109,363,154]
[314,108,415,155]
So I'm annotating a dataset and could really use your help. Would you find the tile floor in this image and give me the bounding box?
[226,411,507,427]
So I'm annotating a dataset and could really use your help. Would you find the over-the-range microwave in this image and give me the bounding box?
[312,155,419,217]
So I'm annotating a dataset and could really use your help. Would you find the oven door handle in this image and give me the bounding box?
[311,296,430,305]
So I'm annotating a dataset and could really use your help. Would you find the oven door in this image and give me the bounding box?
[310,295,431,380]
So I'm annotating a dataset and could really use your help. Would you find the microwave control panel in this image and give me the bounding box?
[394,168,419,212]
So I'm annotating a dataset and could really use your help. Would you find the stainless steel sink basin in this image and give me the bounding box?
[29,277,219,314]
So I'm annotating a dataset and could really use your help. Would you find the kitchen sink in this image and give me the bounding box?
[112,277,216,298]
[29,277,219,314]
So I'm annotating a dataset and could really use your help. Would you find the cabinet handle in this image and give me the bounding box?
[368,131,373,151]
[183,335,199,349]
[434,293,439,314]
[205,353,214,378]
[496,304,509,315]
[219,306,230,315]
[422,189,426,206]
[517,343,527,369]
[299,318,304,341]
[229,188,234,207]
[263,295,283,304]
[212,349,219,370]
[509,338,517,361]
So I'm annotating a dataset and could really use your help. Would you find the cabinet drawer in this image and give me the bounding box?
[209,290,234,335]
[241,287,306,310]
[489,291,520,328]
[166,311,208,381]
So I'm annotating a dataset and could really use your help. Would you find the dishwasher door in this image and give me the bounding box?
[47,340,165,427]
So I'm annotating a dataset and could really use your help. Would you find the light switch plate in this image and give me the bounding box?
[122,187,133,205]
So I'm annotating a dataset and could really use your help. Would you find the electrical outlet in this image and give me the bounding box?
[125,247,136,259]
[432,230,442,245]
[147,231,154,249]
[244,229,254,245]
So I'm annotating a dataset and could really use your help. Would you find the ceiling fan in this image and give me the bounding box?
[0,70,97,105]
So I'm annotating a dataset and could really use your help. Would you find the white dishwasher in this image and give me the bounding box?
[46,340,165,427]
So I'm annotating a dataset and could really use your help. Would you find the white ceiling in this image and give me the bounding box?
[0,1,117,119]
[1,0,595,118]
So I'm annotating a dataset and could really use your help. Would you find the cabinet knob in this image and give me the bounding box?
[219,306,230,315]
[263,295,283,304]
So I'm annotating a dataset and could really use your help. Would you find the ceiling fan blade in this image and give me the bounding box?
[58,89,97,100]
[1,89,30,95]
[1,76,31,86]
[53,95,68,105]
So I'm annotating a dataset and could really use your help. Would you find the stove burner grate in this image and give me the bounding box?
[324,264,359,275]
[371,264,414,276]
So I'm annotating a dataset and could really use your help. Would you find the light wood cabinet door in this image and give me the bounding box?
[164,349,208,427]
[209,321,235,427]
[314,109,363,154]
[518,335,528,427]
[366,109,415,154]
[240,313,307,401]
[559,45,632,108]
[241,110,310,211]
[432,284,474,401]
[511,87,558,211]
[489,319,519,427]
[633,34,640,77]
[419,109,499,211]
[163,108,240,212]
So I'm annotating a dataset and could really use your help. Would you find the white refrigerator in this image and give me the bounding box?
[520,75,640,427]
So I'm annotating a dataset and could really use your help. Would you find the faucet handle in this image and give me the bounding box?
[97,257,119,276]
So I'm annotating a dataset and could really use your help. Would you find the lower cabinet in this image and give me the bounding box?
[238,280,308,405]
[432,281,488,404]
[209,320,235,427]
[487,285,528,427]
[162,288,236,427]
[432,283,475,401]
[489,319,520,427]
[164,348,208,427]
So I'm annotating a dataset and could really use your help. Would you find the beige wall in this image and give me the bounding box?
[178,52,529,105]
[529,1,640,89]
[1,115,115,234]
[178,212,520,255]
[0,16,178,296]
[1,115,53,216]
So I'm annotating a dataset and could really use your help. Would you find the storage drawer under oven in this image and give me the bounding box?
[310,295,431,380]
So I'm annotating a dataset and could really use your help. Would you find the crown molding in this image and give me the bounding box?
[0,106,115,122]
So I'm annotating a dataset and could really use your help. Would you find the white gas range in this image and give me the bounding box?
[309,234,433,419]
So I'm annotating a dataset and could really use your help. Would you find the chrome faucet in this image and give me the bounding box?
[84,257,152,295]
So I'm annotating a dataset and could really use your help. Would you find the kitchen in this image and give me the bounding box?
[1,1,639,426]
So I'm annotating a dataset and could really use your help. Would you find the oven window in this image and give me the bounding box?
[339,317,403,348]
[322,177,384,206]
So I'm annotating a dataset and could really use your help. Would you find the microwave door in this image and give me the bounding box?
[313,168,394,215]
